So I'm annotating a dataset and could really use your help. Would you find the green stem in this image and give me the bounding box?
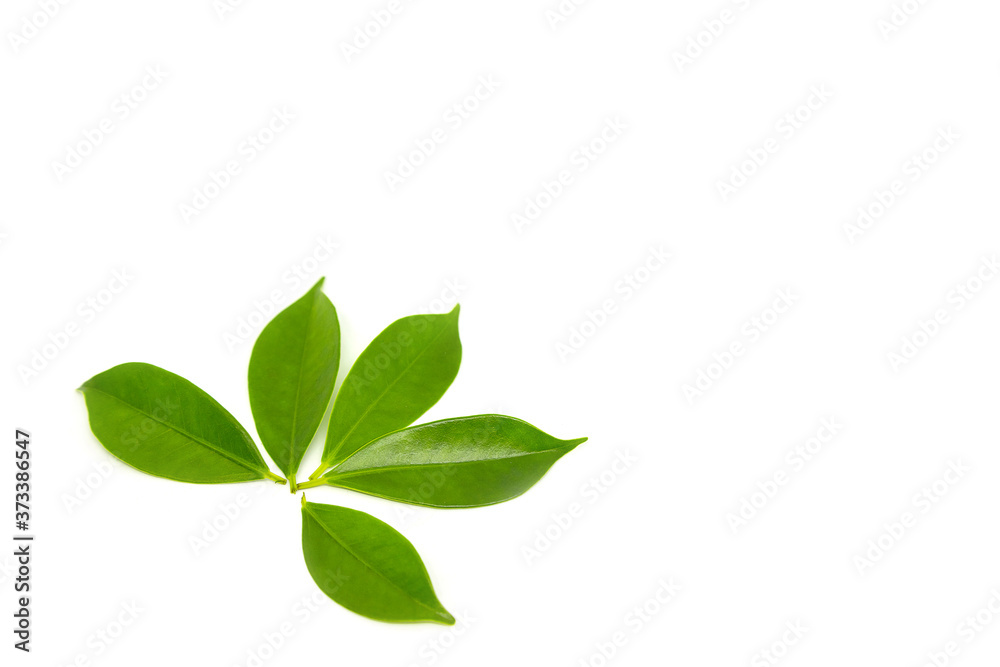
[307,462,329,481]
[264,471,287,485]
[295,477,330,491]
[288,475,298,494]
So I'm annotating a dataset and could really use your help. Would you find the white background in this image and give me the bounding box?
[3,0,1000,665]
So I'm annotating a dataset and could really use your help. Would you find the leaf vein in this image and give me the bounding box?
[84,386,263,475]
[327,317,453,463]
[304,506,442,618]
[287,291,320,468]
[327,448,570,480]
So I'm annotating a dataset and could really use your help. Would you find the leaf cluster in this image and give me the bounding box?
[80,279,585,624]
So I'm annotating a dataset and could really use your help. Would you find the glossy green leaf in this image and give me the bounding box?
[312,307,462,477]
[248,278,340,479]
[79,362,282,484]
[301,499,454,624]
[318,415,586,507]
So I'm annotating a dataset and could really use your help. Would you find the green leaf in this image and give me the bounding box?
[301,499,454,625]
[248,278,340,479]
[319,415,586,507]
[312,307,462,478]
[79,362,282,484]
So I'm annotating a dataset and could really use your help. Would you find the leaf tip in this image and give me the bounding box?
[433,607,456,625]
[311,276,326,291]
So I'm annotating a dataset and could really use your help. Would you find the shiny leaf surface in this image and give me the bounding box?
[315,307,461,476]
[322,415,586,507]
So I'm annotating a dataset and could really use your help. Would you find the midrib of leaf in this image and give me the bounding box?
[326,446,575,481]
[85,386,263,475]
[287,292,319,468]
[304,506,443,618]
[326,319,452,464]
[136,428,259,481]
